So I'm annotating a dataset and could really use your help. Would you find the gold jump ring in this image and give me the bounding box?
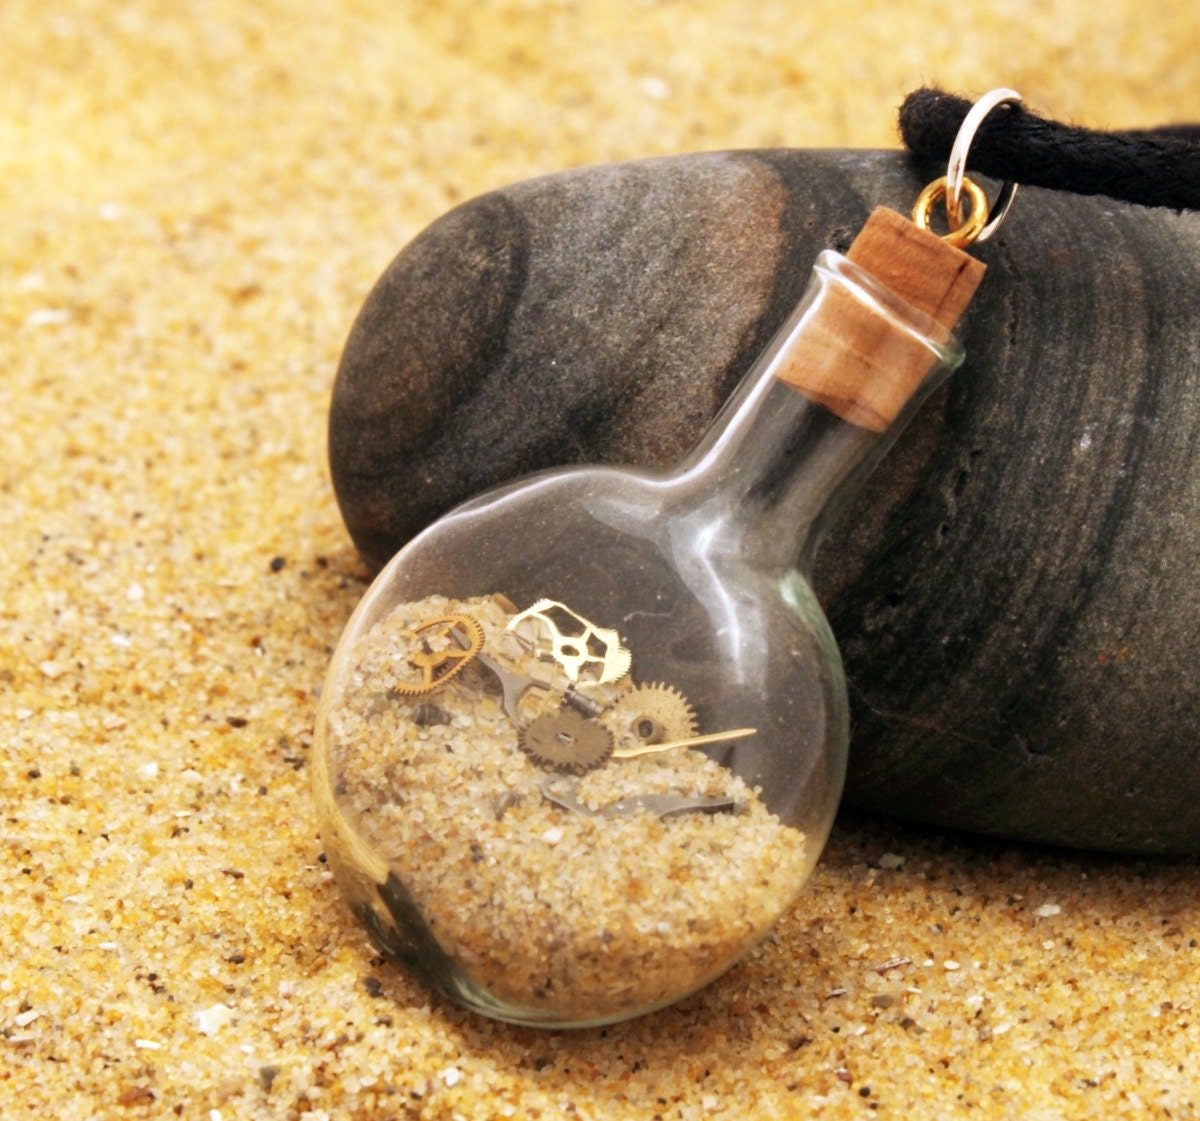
[912,175,991,248]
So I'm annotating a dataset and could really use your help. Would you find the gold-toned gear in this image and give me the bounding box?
[519,710,614,775]
[507,598,632,685]
[604,682,699,751]
[391,613,485,696]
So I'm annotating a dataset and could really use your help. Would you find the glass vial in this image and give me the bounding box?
[314,208,984,1027]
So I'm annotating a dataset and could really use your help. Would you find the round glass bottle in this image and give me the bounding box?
[314,208,982,1027]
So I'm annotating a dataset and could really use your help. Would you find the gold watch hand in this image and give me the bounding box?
[612,727,757,759]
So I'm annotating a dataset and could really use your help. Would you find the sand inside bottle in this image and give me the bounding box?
[324,594,808,1021]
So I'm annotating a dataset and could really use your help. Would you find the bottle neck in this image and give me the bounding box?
[668,250,964,572]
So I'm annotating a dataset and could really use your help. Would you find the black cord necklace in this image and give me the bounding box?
[900,87,1200,212]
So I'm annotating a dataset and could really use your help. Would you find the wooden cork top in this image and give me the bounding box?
[774,207,987,430]
[845,206,986,333]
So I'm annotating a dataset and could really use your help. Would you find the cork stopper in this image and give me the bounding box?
[774,207,986,431]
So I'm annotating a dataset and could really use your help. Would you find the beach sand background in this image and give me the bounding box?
[4,2,1200,1117]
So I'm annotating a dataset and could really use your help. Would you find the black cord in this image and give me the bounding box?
[899,88,1200,211]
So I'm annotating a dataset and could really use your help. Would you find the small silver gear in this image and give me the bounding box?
[519,710,614,775]
[605,682,699,751]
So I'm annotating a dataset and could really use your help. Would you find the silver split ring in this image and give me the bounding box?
[946,88,1023,243]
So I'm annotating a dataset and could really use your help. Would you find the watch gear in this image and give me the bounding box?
[519,710,614,775]
[507,598,632,685]
[391,612,485,696]
[605,682,699,750]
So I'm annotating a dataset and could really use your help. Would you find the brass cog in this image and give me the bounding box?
[519,710,614,775]
[391,613,485,696]
[507,599,632,684]
[606,683,699,753]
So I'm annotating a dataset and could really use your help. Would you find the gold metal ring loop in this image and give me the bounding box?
[912,175,990,248]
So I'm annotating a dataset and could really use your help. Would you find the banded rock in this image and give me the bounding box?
[330,149,1200,853]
